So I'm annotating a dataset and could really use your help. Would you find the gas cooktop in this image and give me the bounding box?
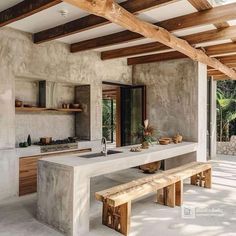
[34,138,80,153]
[34,137,79,146]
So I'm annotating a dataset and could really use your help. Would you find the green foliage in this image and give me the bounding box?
[102,99,116,141]
[217,81,236,141]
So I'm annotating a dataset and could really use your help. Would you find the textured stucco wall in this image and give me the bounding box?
[0,27,131,201]
[0,27,132,146]
[133,59,199,140]
[133,58,207,167]
[15,80,76,144]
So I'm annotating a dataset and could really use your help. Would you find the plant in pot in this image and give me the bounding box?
[138,120,161,174]
[139,119,156,149]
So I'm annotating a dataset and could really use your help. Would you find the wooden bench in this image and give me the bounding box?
[95,161,212,236]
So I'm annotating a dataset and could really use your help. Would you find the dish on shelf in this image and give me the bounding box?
[15,100,23,107]
[71,104,80,109]
[159,138,170,145]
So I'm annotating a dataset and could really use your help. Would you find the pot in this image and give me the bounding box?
[140,161,161,174]
[40,137,52,145]
[15,100,23,107]
[141,141,149,149]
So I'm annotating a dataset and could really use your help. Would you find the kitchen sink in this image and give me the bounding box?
[79,150,123,158]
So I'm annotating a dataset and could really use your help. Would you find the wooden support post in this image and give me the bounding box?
[175,180,183,206]
[190,169,212,188]
[102,201,131,236]
[203,168,212,188]
[157,184,175,208]
[191,174,198,185]
[199,172,205,187]
[156,188,164,205]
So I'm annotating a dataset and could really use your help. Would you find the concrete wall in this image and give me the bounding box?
[15,80,76,144]
[133,58,207,167]
[0,27,132,201]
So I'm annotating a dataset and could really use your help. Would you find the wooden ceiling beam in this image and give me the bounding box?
[101,26,236,60]
[33,0,175,43]
[204,42,236,56]
[127,51,187,65]
[187,0,212,11]
[0,0,62,27]
[63,0,236,80]
[213,75,230,80]
[128,51,236,66]
[216,54,236,64]
[71,2,236,52]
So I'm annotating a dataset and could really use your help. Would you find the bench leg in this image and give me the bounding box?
[175,180,183,206]
[203,168,212,188]
[157,183,175,208]
[191,174,198,185]
[102,201,131,236]
[191,169,212,188]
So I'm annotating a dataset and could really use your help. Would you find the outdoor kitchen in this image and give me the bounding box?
[0,1,236,236]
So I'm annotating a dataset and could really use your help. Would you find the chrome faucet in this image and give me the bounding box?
[101,137,107,156]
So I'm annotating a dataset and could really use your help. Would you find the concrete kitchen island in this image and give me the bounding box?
[37,142,198,236]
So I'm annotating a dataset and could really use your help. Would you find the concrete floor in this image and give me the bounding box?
[0,158,236,236]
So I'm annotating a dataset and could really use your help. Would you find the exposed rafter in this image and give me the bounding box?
[63,0,236,80]
[33,0,175,43]
[0,0,61,27]
[101,26,236,60]
[127,51,187,65]
[128,51,236,66]
[70,2,236,53]
[204,42,236,56]
[187,0,212,11]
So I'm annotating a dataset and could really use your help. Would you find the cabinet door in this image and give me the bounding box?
[19,156,41,196]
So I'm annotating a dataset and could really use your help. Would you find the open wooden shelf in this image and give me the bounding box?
[15,107,82,113]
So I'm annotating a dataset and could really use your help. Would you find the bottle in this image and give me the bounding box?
[27,135,32,146]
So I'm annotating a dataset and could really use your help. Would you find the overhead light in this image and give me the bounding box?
[59,9,69,17]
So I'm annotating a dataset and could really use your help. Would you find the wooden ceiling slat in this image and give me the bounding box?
[0,0,62,27]
[204,42,236,56]
[63,0,236,80]
[187,0,212,11]
[128,51,236,66]
[101,26,236,60]
[127,51,187,65]
[70,2,236,53]
[33,0,175,43]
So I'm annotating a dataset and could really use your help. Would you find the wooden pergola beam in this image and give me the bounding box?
[71,2,236,53]
[0,0,61,27]
[128,51,236,67]
[128,51,236,66]
[188,0,212,11]
[128,51,187,65]
[204,42,236,56]
[101,26,236,60]
[33,0,175,43]
[217,54,236,65]
[63,0,236,80]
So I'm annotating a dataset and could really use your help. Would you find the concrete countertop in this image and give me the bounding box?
[40,142,198,168]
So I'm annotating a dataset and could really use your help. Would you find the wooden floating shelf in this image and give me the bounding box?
[15,107,82,113]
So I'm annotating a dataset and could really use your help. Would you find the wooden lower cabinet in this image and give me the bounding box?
[19,156,40,196]
[19,148,91,196]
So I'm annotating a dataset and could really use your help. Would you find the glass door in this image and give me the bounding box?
[120,85,146,146]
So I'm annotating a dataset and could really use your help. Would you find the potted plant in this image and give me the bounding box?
[139,119,156,149]
[138,120,161,173]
